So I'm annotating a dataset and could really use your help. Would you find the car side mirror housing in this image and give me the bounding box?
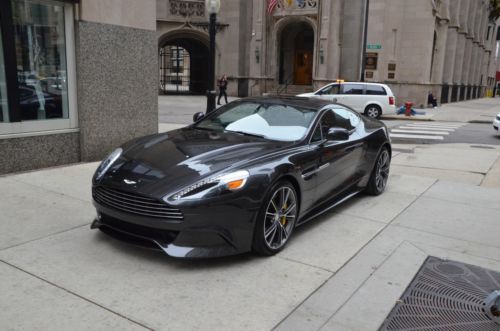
[193,112,205,122]
[326,127,350,141]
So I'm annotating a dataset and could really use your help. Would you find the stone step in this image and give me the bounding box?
[276,85,314,96]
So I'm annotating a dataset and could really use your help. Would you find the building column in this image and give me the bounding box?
[442,27,458,84]
[431,19,449,84]
[453,33,467,84]
[462,38,473,86]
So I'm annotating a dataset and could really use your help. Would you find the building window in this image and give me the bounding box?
[12,0,69,121]
[0,25,8,123]
[0,0,77,136]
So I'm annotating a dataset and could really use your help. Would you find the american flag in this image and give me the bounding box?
[267,0,279,14]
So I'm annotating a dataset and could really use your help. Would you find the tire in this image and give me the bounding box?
[365,105,382,119]
[252,180,299,256]
[365,147,391,196]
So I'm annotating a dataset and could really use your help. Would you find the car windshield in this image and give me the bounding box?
[194,101,318,141]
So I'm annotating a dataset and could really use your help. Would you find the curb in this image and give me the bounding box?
[468,120,494,124]
[380,115,434,121]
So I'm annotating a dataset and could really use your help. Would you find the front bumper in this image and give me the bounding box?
[91,192,261,258]
[494,117,499,131]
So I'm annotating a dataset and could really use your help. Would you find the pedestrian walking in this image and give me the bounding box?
[217,75,228,105]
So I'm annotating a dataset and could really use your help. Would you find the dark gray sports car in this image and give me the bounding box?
[91,97,391,258]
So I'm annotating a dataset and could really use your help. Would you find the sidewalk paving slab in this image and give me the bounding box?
[391,145,499,174]
[0,177,94,250]
[4,162,98,203]
[391,165,484,185]
[279,214,385,272]
[319,242,428,331]
[0,227,331,331]
[276,195,500,331]
[0,263,147,331]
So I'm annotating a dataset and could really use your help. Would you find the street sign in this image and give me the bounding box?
[367,44,382,50]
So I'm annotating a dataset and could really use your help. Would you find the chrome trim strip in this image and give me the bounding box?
[301,162,330,179]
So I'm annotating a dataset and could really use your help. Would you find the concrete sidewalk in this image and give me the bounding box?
[1,142,499,330]
[160,95,500,125]
[382,97,500,123]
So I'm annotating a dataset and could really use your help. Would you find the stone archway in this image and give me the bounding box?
[275,18,316,86]
[158,29,209,95]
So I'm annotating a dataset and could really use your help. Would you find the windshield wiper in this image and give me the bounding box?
[225,130,266,139]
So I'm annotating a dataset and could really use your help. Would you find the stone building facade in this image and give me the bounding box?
[366,0,498,106]
[157,0,366,97]
[157,0,498,107]
[0,0,158,174]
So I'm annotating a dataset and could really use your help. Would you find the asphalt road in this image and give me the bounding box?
[383,120,500,145]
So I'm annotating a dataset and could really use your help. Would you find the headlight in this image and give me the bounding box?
[170,170,250,201]
[95,148,123,180]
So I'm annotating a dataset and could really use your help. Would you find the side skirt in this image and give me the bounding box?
[296,188,362,226]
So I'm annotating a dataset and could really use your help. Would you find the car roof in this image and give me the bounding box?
[329,82,388,87]
[238,96,335,110]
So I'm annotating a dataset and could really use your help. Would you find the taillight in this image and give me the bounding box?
[389,96,395,105]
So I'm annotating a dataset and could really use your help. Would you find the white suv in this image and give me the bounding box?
[298,82,396,118]
[494,113,500,133]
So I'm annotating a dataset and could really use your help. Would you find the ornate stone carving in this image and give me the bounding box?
[276,0,318,11]
[169,0,205,17]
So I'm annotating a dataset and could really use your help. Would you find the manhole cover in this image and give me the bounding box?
[379,256,500,331]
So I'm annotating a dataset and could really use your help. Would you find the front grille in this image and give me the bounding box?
[99,214,178,245]
[93,186,183,220]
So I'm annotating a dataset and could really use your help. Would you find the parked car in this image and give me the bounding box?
[298,82,396,119]
[494,113,500,133]
[91,96,391,258]
[19,84,62,120]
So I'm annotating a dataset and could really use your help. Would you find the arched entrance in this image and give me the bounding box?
[279,22,314,85]
[159,32,209,95]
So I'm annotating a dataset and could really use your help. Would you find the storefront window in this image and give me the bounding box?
[11,0,69,121]
[0,25,8,123]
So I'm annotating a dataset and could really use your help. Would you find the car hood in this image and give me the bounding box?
[97,127,291,197]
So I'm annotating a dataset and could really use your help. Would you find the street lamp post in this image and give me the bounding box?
[206,0,220,114]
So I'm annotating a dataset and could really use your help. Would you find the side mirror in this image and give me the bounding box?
[193,112,205,123]
[326,127,350,141]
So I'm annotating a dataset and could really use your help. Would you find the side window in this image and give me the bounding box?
[332,107,359,131]
[317,84,339,95]
[341,84,364,95]
[311,123,323,142]
[320,110,336,138]
[366,85,387,95]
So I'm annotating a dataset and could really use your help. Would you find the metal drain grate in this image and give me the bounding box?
[379,256,500,331]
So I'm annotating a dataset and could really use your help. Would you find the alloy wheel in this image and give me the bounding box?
[375,149,390,192]
[263,186,297,250]
[366,107,381,118]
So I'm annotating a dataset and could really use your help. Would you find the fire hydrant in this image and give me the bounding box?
[405,102,413,117]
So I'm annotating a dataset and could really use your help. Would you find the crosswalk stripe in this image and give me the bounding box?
[389,134,444,140]
[405,123,464,128]
[399,126,456,132]
[391,129,450,135]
